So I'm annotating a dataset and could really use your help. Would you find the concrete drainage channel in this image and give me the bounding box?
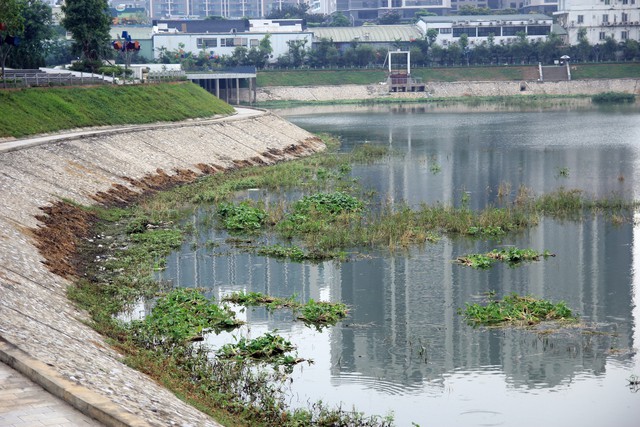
[0,108,325,426]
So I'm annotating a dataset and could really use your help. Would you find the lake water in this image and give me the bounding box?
[160,102,640,426]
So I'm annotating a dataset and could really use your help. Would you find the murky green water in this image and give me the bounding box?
[160,102,640,426]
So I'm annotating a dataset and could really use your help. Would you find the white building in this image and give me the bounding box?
[417,14,554,47]
[152,30,312,62]
[555,0,640,45]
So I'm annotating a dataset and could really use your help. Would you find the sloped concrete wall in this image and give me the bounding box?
[256,79,640,102]
[0,110,324,426]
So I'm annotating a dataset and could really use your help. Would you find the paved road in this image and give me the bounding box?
[0,362,102,427]
[0,107,263,154]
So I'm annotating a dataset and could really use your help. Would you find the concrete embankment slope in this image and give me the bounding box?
[256,78,640,102]
[0,109,324,426]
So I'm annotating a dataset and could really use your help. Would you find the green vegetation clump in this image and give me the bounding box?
[216,333,302,367]
[222,291,349,329]
[456,248,555,269]
[0,82,234,138]
[591,92,636,104]
[297,299,349,326]
[257,244,335,261]
[461,293,577,326]
[217,201,267,231]
[129,288,242,348]
[222,291,298,309]
[293,191,364,216]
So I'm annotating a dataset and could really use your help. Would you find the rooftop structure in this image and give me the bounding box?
[312,24,422,44]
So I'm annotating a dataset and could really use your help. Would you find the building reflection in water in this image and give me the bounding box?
[157,105,640,423]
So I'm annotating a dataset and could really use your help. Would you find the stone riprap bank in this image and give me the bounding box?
[0,109,324,426]
[256,78,640,102]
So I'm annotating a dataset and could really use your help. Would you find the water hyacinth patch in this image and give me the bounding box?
[216,201,267,231]
[297,299,349,327]
[222,291,298,310]
[455,248,555,269]
[292,191,364,216]
[222,292,349,329]
[128,288,242,348]
[216,333,305,367]
[460,293,577,326]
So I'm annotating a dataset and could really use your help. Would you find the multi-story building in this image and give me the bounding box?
[555,0,640,45]
[417,14,554,47]
[147,0,308,19]
[521,0,558,14]
[336,0,451,24]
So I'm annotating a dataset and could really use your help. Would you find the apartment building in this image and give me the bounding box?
[555,0,640,44]
[147,0,304,19]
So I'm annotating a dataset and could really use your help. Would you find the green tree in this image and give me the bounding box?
[45,39,74,66]
[622,39,639,61]
[7,0,54,69]
[249,34,273,68]
[457,5,492,15]
[0,0,25,81]
[459,33,470,65]
[266,4,308,19]
[426,28,438,46]
[414,9,437,20]
[62,0,111,70]
[329,12,351,27]
[601,36,618,61]
[575,28,591,62]
[309,37,339,67]
[378,11,401,25]
[446,42,462,65]
[354,44,375,66]
[229,46,248,66]
[285,39,308,67]
[538,32,562,64]
[511,31,531,64]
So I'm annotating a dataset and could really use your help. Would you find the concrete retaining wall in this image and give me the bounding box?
[0,110,324,426]
[256,79,640,102]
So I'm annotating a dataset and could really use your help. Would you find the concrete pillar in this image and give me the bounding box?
[215,79,220,98]
[236,78,240,105]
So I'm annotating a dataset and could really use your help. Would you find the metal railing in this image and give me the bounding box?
[0,71,110,88]
[146,70,187,83]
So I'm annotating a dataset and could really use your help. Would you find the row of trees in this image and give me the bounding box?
[158,30,638,72]
[1,0,113,75]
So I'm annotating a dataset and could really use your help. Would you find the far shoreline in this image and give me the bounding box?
[254,78,639,107]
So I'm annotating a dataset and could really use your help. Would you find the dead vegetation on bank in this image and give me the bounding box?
[30,136,323,280]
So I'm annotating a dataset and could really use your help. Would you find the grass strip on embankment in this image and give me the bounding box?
[0,82,234,138]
